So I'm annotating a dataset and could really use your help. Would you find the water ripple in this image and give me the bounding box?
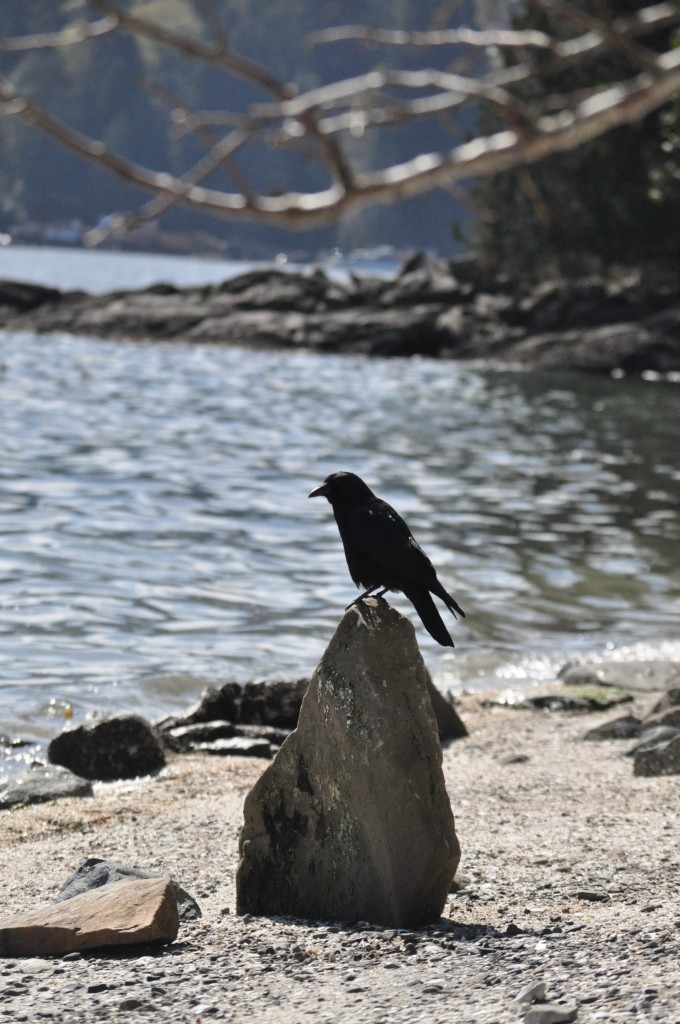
[1,331,679,750]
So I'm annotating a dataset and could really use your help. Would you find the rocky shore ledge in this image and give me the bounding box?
[2,253,679,374]
[1,653,679,1023]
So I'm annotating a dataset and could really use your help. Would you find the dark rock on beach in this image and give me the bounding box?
[2,254,679,374]
[55,857,201,922]
[48,714,166,781]
[633,731,680,777]
[236,599,460,928]
[193,736,273,758]
[158,671,466,750]
[583,714,643,741]
[159,679,308,734]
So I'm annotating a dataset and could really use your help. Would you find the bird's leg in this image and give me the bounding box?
[345,586,387,611]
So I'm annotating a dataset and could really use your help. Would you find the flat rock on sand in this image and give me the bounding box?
[0,688,679,1023]
[0,876,178,957]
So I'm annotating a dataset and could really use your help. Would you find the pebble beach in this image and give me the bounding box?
[1,688,679,1024]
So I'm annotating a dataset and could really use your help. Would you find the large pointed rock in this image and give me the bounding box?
[236,599,460,928]
[0,876,179,957]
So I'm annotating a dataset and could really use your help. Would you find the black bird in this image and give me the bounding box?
[309,471,465,647]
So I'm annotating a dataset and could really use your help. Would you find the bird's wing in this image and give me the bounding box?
[345,500,439,590]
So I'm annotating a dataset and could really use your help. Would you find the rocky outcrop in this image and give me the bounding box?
[0,876,178,957]
[48,714,166,781]
[2,253,678,374]
[158,679,308,735]
[158,672,465,753]
[236,599,460,928]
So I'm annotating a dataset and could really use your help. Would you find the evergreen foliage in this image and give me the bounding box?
[468,0,680,278]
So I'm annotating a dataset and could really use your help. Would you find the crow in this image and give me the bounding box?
[309,471,465,647]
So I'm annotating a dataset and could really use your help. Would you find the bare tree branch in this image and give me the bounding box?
[89,0,356,191]
[0,16,118,53]
[309,25,555,51]
[0,1,678,232]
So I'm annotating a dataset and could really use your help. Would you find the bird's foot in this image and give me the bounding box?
[345,588,388,611]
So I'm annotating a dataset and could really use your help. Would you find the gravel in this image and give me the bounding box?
[1,691,679,1024]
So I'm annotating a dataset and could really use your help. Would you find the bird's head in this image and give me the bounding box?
[308,471,374,506]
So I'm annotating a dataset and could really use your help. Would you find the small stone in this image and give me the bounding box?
[0,765,92,809]
[643,707,680,731]
[193,736,272,758]
[55,857,201,922]
[524,1003,578,1024]
[425,677,468,741]
[517,980,548,1004]
[119,998,147,1011]
[19,958,54,973]
[573,890,610,902]
[559,660,680,693]
[582,715,642,741]
[627,726,680,757]
[633,732,680,776]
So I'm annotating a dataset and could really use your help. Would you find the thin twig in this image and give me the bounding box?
[0,16,118,52]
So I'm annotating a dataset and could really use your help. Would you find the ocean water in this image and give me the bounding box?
[0,246,679,772]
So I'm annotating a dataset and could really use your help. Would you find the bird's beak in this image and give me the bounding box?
[308,482,329,499]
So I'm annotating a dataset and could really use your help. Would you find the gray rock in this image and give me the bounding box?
[524,1004,578,1024]
[0,764,93,809]
[55,857,201,921]
[157,678,307,734]
[649,685,680,712]
[643,707,680,731]
[159,674,464,747]
[234,723,290,745]
[425,676,468,741]
[583,715,642,741]
[559,660,680,694]
[237,678,309,729]
[516,980,548,1003]
[165,719,288,753]
[626,726,680,757]
[634,732,680,777]
[158,682,242,729]
[48,714,166,781]
[193,736,272,758]
[166,720,238,750]
[573,889,610,902]
[236,599,460,928]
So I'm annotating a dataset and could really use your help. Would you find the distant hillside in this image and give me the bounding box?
[0,0,477,257]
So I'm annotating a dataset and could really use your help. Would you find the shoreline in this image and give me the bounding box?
[3,645,680,780]
[2,253,679,375]
[1,686,679,1023]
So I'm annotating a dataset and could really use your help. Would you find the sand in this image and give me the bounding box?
[1,689,679,1024]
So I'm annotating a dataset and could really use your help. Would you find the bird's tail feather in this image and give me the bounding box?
[404,587,454,647]
[432,580,465,619]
